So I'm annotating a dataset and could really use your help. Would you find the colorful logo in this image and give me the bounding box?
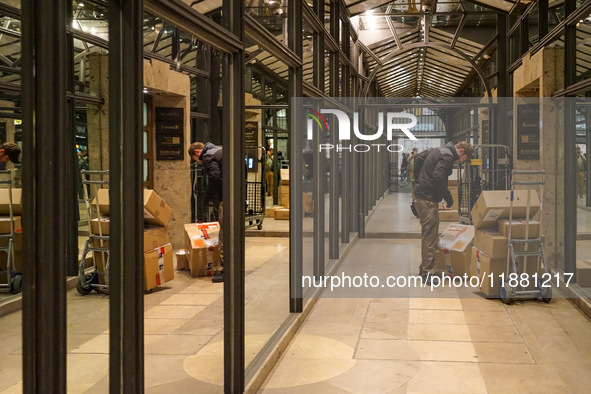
[304,108,328,132]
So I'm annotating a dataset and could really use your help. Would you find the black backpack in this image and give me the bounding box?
[412,148,433,181]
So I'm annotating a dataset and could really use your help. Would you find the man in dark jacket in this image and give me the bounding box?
[188,141,224,283]
[414,141,473,283]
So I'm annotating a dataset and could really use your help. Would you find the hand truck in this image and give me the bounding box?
[0,169,20,293]
[77,169,110,295]
[459,144,511,224]
[499,169,552,304]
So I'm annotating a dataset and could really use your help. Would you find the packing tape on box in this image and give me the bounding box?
[443,249,453,276]
[144,208,155,220]
[156,246,166,286]
[192,238,206,248]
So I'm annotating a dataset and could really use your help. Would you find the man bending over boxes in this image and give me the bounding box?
[189,142,224,283]
[414,141,473,284]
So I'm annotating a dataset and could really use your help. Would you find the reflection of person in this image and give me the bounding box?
[414,141,472,283]
[188,141,224,283]
[78,149,89,199]
[0,142,21,164]
[577,146,586,199]
[407,148,418,198]
[265,148,274,197]
[400,152,409,173]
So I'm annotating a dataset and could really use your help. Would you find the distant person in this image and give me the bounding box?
[78,149,89,198]
[265,148,274,197]
[188,142,224,283]
[577,146,586,199]
[400,152,409,174]
[407,148,418,197]
[414,141,472,284]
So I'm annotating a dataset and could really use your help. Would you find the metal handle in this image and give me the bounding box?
[81,169,109,175]
[512,180,545,186]
[512,170,546,175]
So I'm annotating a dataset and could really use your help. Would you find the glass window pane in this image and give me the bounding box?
[576,16,591,83]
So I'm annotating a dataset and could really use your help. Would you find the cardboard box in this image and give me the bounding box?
[470,190,540,229]
[90,218,110,235]
[184,222,220,277]
[471,248,507,297]
[274,208,290,220]
[435,224,474,276]
[266,205,283,218]
[280,168,289,184]
[0,216,21,234]
[438,210,459,222]
[143,226,170,253]
[0,231,23,251]
[89,221,169,253]
[143,190,173,226]
[91,189,110,216]
[0,188,22,215]
[472,247,541,293]
[474,228,507,259]
[303,192,314,215]
[176,249,189,270]
[576,260,591,287]
[498,219,540,239]
[91,189,173,227]
[144,243,174,291]
[280,185,290,208]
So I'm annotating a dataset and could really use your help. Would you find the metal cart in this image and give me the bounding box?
[191,147,266,229]
[0,169,20,293]
[190,162,209,222]
[76,169,110,295]
[459,144,511,224]
[499,169,551,304]
[245,146,266,230]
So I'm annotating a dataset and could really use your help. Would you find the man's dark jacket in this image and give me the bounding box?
[414,141,458,203]
[199,142,223,203]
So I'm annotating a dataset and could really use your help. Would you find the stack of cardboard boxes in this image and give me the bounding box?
[0,188,22,281]
[90,189,174,291]
[183,222,220,277]
[438,169,460,222]
[435,223,474,277]
[470,190,542,296]
[269,168,313,220]
[276,168,290,220]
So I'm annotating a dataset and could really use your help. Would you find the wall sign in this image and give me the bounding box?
[517,104,540,160]
[156,107,184,160]
[245,121,259,172]
[245,121,258,150]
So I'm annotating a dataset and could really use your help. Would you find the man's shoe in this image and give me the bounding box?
[212,271,224,283]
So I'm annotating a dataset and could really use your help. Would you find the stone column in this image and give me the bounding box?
[145,59,191,250]
[512,47,565,269]
[88,55,192,249]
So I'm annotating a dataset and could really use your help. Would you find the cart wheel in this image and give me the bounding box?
[537,279,552,303]
[77,276,93,295]
[11,274,22,294]
[257,223,263,230]
[499,281,514,305]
